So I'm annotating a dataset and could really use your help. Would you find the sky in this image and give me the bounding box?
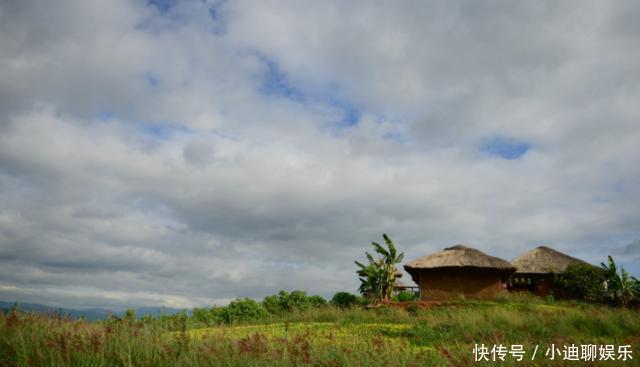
[1,0,639,310]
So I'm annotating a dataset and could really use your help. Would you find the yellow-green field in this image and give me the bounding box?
[2,297,639,366]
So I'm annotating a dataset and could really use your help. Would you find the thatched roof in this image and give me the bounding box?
[393,279,407,288]
[511,246,589,274]
[404,245,516,273]
[393,279,417,289]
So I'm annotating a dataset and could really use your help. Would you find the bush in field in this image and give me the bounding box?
[308,295,327,307]
[124,309,136,321]
[555,263,606,303]
[262,294,280,314]
[210,306,226,322]
[285,290,311,311]
[393,290,418,302]
[193,307,221,324]
[220,298,267,323]
[192,307,208,323]
[262,290,314,314]
[331,292,359,308]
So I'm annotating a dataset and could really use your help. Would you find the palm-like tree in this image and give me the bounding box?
[355,258,384,299]
[355,234,404,302]
[601,255,639,307]
[372,234,404,300]
[618,268,639,307]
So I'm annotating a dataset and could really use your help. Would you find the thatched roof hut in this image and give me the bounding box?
[511,246,587,274]
[405,244,515,272]
[404,245,515,301]
[391,278,416,294]
[509,245,591,296]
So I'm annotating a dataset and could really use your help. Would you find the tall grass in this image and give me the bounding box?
[1,297,639,366]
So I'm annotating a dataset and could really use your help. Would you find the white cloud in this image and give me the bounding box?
[0,0,639,308]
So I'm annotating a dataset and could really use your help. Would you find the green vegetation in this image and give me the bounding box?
[601,256,640,307]
[393,290,418,302]
[554,255,640,307]
[330,291,361,309]
[3,242,638,366]
[2,293,639,366]
[355,233,404,302]
[554,262,607,303]
[263,290,322,315]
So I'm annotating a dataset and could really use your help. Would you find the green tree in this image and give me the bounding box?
[355,258,385,299]
[601,256,639,307]
[308,295,327,307]
[221,298,267,323]
[554,262,606,302]
[355,234,404,302]
[192,307,212,324]
[262,290,314,314]
[330,292,358,308]
[262,294,281,314]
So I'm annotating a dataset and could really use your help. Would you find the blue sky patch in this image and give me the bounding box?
[148,0,176,14]
[323,90,361,127]
[481,137,531,160]
[140,123,191,140]
[259,57,305,102]
[257,55,362,127]
[96,111,114,122]
[208,0,228,35]
[145,73,159,88]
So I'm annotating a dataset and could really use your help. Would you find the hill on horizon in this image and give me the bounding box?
[0,301,189,321]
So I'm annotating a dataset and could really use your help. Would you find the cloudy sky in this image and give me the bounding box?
[1,0,639,310]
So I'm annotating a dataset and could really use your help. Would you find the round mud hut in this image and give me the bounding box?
[404,245,516,301]
[510,246,590,296]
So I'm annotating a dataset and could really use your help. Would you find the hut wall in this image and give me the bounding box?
[534,275,554,296]
[416,268,505,300]
[509,274,554,296]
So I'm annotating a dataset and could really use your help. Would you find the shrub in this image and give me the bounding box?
[210,306,226,323]
[221,298,267,323]
[262,294,281,314]
[262,290,316,314]
[555,263,607,303]
[331,292,359,308]
[308,295,327,307]
[286,290,311,311]
[123,309,136,322]
[192,307,211,324]
[393,291,418,302]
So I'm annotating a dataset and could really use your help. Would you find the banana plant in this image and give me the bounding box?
[355,258,384,300]
[601,255,639,307]
[355,234,404,302]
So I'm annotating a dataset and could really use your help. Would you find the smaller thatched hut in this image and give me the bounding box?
[510,246,589,296]
[391,268,418,294]
[404,245,516,301]
[392,279,419,295]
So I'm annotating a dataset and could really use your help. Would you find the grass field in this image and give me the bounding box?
[1,295,639,366]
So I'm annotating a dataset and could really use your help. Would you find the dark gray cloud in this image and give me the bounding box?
[0,0,639,309]
[614,239,640,260]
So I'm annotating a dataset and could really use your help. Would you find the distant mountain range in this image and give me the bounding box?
[0,301,189,321]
